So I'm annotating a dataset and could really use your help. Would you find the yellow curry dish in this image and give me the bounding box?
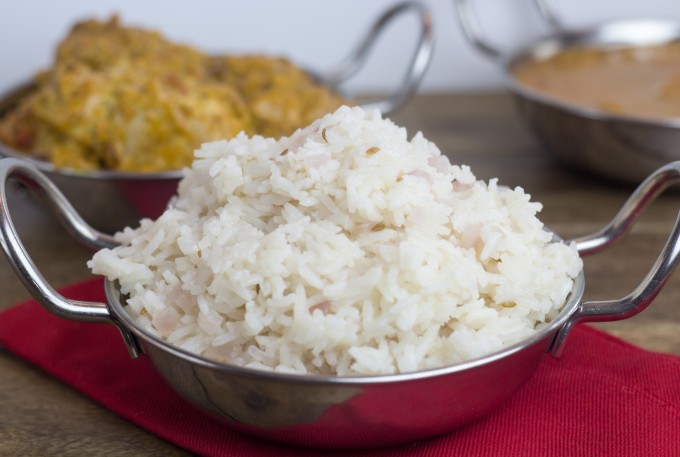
[512,42,680,119]
[0,16,347,172]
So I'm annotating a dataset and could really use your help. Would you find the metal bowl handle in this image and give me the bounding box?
[549,161,680,357]
[0,158,140,357]
[453,0,564,59]
[533,0,564,31]
[324,1,434,115]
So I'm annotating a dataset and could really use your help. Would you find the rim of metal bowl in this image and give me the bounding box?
[503,17,680,129]
[0,141,183,181]
[104,262,586,385]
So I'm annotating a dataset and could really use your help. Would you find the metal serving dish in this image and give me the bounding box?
[1,156,679,449]
[0,1,434,233]
[454,0,680,184]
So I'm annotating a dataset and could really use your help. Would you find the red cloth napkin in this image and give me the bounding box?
[1,278,679,457]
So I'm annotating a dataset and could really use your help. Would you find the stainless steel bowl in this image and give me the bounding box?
[1,156,679,448]
[454,0,680,184]
[0,1,434,233]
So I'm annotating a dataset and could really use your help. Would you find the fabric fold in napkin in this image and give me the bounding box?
[1,278,679,457]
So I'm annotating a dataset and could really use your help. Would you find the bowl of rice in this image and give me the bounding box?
[1,106,679,449]
[0,2,433,232]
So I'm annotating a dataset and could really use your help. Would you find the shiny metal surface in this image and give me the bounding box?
[123,307,547,448]
[0,1,433,233]
[550,162,680,356]
[324,1,434,115]
[2,157,680,448]
[454,0,680,184]
[0,158,140,357]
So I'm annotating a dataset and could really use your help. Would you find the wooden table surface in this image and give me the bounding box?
[2,92,680,455]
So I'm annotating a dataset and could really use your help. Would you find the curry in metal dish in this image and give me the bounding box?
[0,16,347,172]
[512,42,680,119]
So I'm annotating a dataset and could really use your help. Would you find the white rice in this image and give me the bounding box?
[88,105,582,376]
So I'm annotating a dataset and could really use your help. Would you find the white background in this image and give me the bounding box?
[0,0,678,95]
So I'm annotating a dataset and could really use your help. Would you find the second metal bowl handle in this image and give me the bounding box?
[453,0,564,59]
[549,161,680,357]
[0,158,140,357]
[324,1,434,115]
[533,0,564,31]
[453,0,503,59]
